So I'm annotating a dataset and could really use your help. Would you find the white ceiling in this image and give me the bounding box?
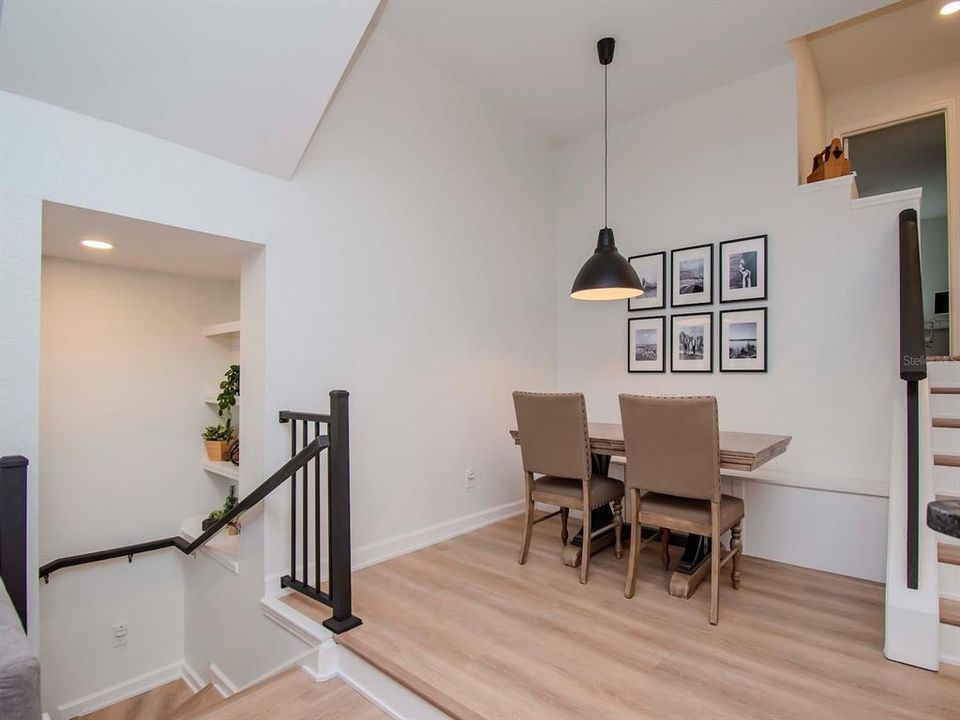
[42,201,257,281]
[0,0,379,179]
[809,0,960,96]
[378,0,893,143]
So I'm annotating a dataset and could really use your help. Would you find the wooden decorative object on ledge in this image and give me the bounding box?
[806,137,851,184]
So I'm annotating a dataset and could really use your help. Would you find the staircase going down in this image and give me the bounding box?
[927,362,960,663]
[76,668,387,720]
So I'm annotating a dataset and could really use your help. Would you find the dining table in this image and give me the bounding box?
[509,422,791,599]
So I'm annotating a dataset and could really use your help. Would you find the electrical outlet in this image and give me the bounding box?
[112,623,127,648]
[465,469,476,489]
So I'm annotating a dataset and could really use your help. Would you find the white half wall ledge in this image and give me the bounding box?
[797,171,859,197]
[610,458,887,498]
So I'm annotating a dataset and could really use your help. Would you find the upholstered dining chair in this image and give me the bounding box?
[512,391,624,584]
[618,394,744,624]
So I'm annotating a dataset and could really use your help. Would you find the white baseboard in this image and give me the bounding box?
[264,499,524,597]
[56,660,188,720]
[208,662,240,697]
[180,660,205,693]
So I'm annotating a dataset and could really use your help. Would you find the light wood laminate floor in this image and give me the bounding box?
[77,680,192,720]
[285,514,960,720]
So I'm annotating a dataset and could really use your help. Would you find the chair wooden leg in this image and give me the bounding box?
[612,499,623,560]
[730,519,743,589]
[519,497,534,565]
[560,507,569,546]
[580,500,592,584]
[660,527,671,570]
[709,502,720,625]
[625,489,641,598]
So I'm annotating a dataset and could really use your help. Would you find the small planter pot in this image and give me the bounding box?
[201,517,219,532]
[204,440,231,461]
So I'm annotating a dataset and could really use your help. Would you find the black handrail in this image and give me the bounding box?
[899,208,925,590]
[39,437,327,581]
[37,390,361,634]
[0,455,29,630]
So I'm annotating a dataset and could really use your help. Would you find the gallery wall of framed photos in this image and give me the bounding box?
[626,234,768,374]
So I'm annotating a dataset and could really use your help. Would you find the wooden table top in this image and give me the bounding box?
[510,422,791,472]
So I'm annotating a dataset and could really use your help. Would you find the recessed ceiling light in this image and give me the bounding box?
[80,239,114,250]
[942,1,960,16]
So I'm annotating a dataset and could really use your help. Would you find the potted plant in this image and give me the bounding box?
[202,485,240,535]
[202,422,234,461]
[202,364,239,461]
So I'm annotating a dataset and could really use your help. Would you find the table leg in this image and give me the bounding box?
[668,535,720,599]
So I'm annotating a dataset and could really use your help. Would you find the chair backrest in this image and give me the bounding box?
[618,394,720,501]
[513,392,592,481]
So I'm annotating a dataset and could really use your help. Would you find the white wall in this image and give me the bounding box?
[0,21,557,705]
[788,37,828,184]
[555,63,905,582]
[38,258,238,711]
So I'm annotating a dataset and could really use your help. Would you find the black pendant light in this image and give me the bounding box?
[570,37,643,301]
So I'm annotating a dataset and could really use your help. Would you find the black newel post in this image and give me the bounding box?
[324,391,362,633]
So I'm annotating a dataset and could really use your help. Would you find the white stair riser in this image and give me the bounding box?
[926,361,960,385]
[934,464,960,496]
[940,563,960,598]
[933,426,960,453]
[931,394,960,417]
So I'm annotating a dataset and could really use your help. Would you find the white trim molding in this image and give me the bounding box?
[208,662,240,698]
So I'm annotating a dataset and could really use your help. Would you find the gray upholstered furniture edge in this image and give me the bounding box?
[0,580,40,720]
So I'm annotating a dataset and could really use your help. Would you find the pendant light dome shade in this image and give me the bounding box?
[570,36,643,301]
[570,228,642,300]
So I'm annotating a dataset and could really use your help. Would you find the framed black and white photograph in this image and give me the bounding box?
[671,312,712,373]
[720,307,767,372]
[671,243,713,307]
[720,234,767,303]
[627,251,666,311]
[627,316,666,373]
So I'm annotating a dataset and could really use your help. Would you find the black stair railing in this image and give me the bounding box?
[899,208,926,590]
[278,390,360,633]
[37,390,361,634]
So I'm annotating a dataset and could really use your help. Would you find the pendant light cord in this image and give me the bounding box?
[604,63,608,228]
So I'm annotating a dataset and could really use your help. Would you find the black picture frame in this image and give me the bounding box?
[719,307,767,373]
[627,315,666,373]
[671,243,713,307]
[719,234,768,304]
[670,311,713,373]
[626,251,666,312]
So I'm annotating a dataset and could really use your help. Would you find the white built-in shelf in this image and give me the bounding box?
[201,459,239,481]
[203,393,240,408]
[180,517,239,573]
[202,320,240,337]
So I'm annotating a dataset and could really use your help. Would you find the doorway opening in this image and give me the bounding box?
[844,112,950,356]
[37,200,264,710]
